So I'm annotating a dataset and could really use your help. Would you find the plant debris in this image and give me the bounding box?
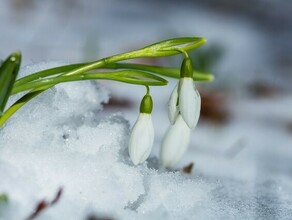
[248,81,283,98]
[182,162,195,174]
[26,188,63,220]
[103,96,133,109]
[200,90,230,124]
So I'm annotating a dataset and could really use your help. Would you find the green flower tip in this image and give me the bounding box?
[181,57,193,78]
[140,94,153,114]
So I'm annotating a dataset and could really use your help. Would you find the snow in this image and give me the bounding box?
[1,62,292,220]
[0,1,292,218]
[0,63,208,219]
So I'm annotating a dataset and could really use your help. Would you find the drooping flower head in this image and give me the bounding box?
[128,88,154,165]
[162,56,201,167]
[160,115,191,167]
[168,57,201,129]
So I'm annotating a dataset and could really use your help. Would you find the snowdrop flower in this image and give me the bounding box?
[129,89,154,165]
[160,115,191,167]
[168,57,201,129]
[163,57,201,167]
[179,77,201,128]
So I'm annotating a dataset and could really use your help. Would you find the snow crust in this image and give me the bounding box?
[0,63,213,220]
[1,63,292,220]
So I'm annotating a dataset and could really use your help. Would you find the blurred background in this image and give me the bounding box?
[1,0,292,218]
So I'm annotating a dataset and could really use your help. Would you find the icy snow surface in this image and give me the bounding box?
[0,63,292,220]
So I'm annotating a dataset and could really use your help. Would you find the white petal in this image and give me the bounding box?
[160,115,191,167]
[128,113,154,165]
[179,78,201,129]
[168,84,179,124]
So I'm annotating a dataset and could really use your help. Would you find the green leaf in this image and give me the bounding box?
[0,52,21,116]
[109,70,168,86]
[0,89,43,128]
[12,70,168,94]
[14,61,213,89]
[1,70,167,127]
[13,37,207,89]
[1,37,211,127]
[14,63,87,87]
[104,63,214,81]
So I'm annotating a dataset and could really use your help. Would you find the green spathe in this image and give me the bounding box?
[140,94,153,114]
[142,37,207,57]
[180,57,193,78]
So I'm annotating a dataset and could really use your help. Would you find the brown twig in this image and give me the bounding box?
[26,187,63,220]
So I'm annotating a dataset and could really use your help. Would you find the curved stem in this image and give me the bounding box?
[145,85,150,94]
[1,37,209,127]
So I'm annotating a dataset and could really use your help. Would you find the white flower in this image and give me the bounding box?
[162,58,201,167]
[179,77,201,129]
[128,113,154,165]
[168,84,179,124]
[168,78,201,129]
[160,115,191,167]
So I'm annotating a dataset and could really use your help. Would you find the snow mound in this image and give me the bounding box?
[1,63,292,220]
[0,63,215,220]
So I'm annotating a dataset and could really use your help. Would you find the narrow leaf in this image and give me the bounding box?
[14,63,87,87]
[104,63,213,81]
[110,70,168,85]
[0,52,21,116]
[12,70,168,94]
[0,89,43,128]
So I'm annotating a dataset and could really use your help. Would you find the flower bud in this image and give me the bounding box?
[180,57,193,78]
[160,115,191,167]
[179,78,201,129]
[140,94,153,114]
[128,92,154,165]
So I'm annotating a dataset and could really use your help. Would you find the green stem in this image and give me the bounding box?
[145,85,150,94]
[14,49,145,88]
[55,51,144,78]
[1,37,209,127]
